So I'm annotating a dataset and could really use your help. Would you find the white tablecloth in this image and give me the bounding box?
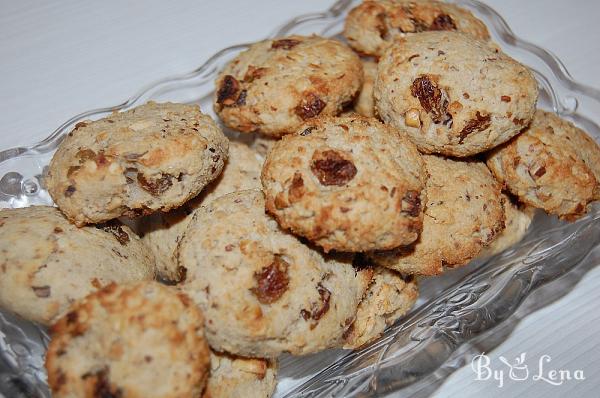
[1,1,599,396]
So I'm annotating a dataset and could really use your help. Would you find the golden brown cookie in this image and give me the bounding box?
[178,190,372,357]
[487,110,600,219]
[370,155,505,275]
[46,282,211,398]
[375,31,538,156]
[344,0,490,57]
[46,101,228,226]
[214,35,363,137]
[0,206,154,325]
[261,115,427,253]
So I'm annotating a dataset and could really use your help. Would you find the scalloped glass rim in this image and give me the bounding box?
[1,1,599,397]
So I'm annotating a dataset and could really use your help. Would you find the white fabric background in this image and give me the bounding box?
[1,1,599,397]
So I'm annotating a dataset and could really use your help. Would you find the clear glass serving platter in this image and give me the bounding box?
[1,1,600,397]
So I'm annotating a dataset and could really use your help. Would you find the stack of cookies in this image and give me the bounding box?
[0,1,599,397]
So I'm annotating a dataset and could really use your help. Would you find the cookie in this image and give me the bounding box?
[375,31,538,156]
[203,352,277,398]
[137,142,263,281]
[46,101,229,226]
[479,195,534,257]
[370,155,505,275]
[261,115,426,253]
[354,60,377,118]
[178,190,372,357]
[213,35,363,137]
[343,264,418,349]
[0,206,154,325]
[344,0,490,57]
[487,110,600,219]
[45,282,211,398]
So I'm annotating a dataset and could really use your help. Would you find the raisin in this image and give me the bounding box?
[311,283,331,321]
[294,93,326,120]
[410,76,452,124]
[532,166,546,179]
[85,369,122,398]
[216,75,241,106]
[409,18,430,33]
[96,220,130,245]
[74,121,88,130]
[67,166,80,178]
[236,89,247,106]
[430,14,457,31]
[311,150,357,186]
[137,173,173,196]
[501,95,511,102]
[458,111,491,143]
[32,285,51,298]
[376,12,389,38]
[250,256,290,304]
[66,311,78,325]
[288,172,305,202]
[64,185,76,197]
[300,309,311,320]
[401,190,421,217]
[271,39,301,50]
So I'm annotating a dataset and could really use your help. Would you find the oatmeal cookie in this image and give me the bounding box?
[178,190,372,357]
[343,264,418,349]
[0,206,154,325]
[46,101,228,226]
[214,35,363,137]
[203,352,277,398]
[45,282,211,398]
[375,31,538,156]
[344,0,490,57]
[487,110,600,219]
[137,142,263,281]
[370,155,505,275]
[261,115,426,252]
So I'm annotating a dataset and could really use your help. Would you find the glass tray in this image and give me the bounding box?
[1,1,600,397]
